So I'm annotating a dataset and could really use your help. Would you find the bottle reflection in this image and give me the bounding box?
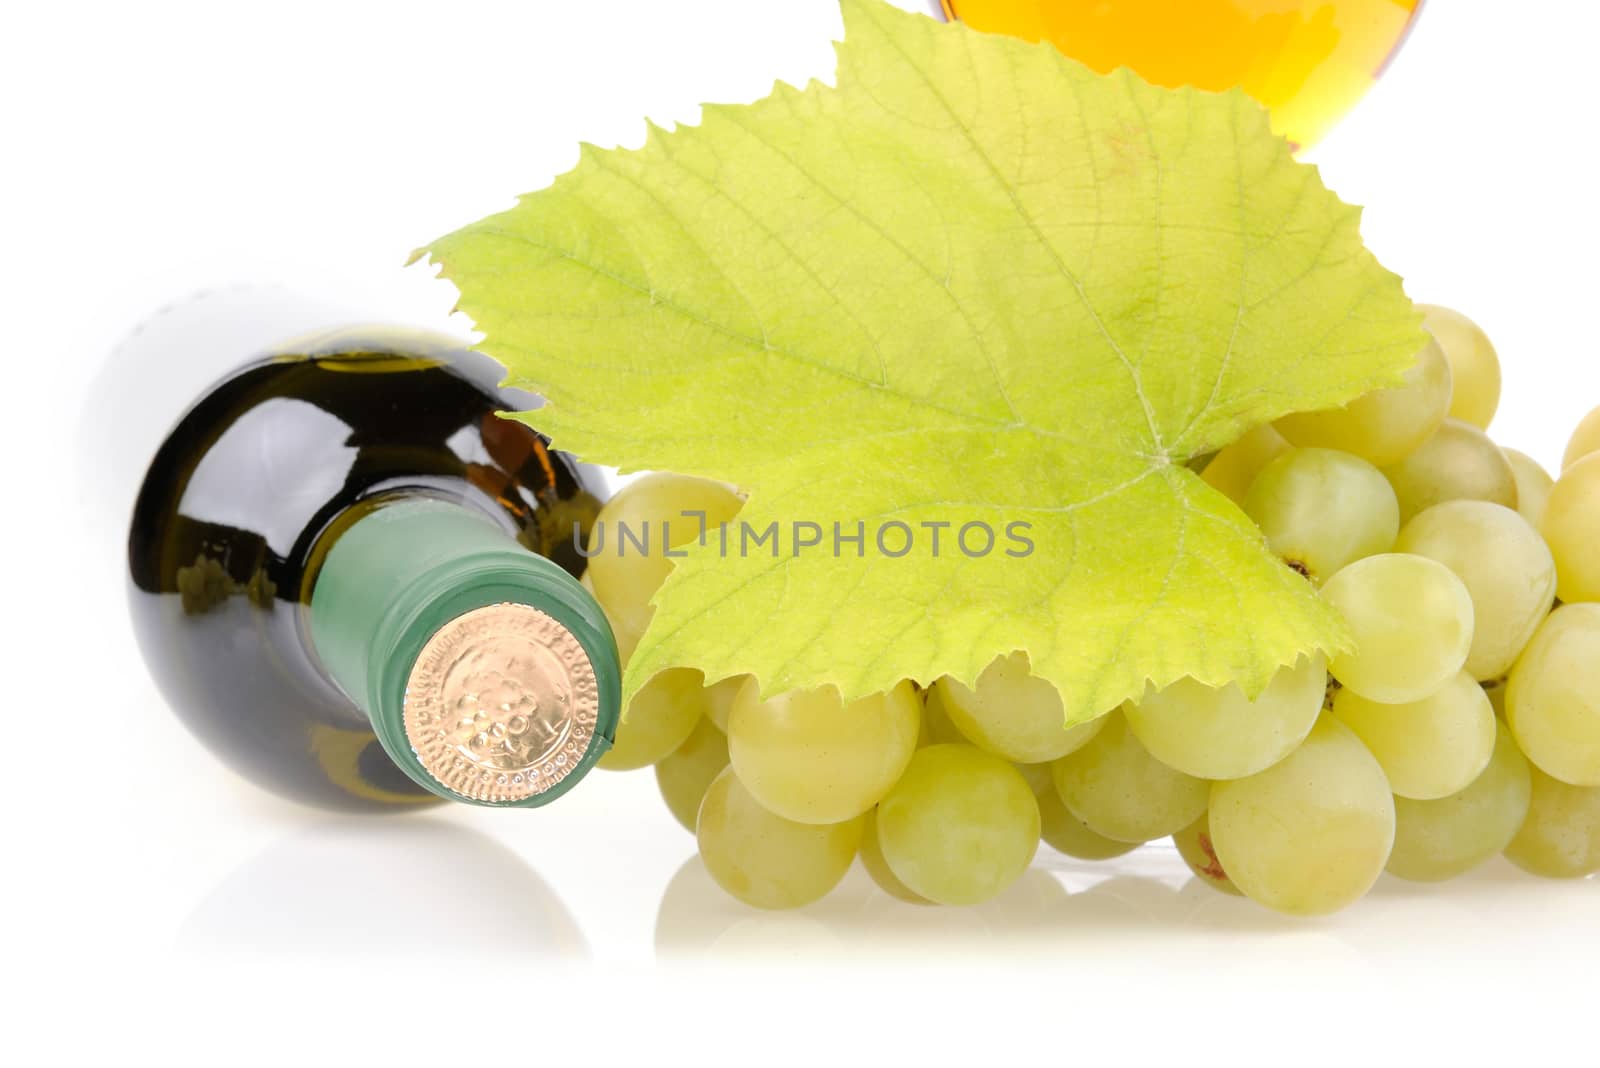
[179,819,588,958]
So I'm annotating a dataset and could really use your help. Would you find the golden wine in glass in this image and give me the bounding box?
[939,0,1424,150]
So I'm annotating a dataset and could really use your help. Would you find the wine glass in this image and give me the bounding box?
[938,0,1425,151]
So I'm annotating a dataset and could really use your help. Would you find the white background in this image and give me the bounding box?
[3,0,1596,1061]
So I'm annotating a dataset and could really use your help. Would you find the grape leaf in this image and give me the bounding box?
[423,0,1425,723]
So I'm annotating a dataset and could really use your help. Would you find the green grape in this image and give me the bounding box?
[584,473,743,640]
[1394,501,1558,680]
[655,716,730,833]
[1332,671,1496,800]
[1019,759,1139,860]
[1484,679,1508,719]
[1126,654,1325,780]
[1503,766,1600,878]
[1419,304,1501,430]
[1321,553,1474,703]
[599,603,644,666]
[1014,759,1119,856]
[1275,336,1452,467]
[935,652,1105,763]
[1502,448,1555,528]
[1563,403,1600,469]
[1209,717,1395,916]
[1541,453,1600,603]
[728,679,920,824]
[858,808,930,904]
[695,767,863,909]
[1012,760,1056,796]
[598,667,709,771]
[1037,786,1141,860]
[1172,812,1240,896]
[1242,448,1399,583]
[919,682,970,747]
[1201,423,1291,507]
[1387,718,1531,882]
[875,744,1040,906]
[1382,418,1518,524]
[700,674,746,734]
[1506,604,1600,787]
[582,568,641,664]
[1050,711,1209,843]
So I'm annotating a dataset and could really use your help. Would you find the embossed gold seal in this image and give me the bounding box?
[404,603,599,803]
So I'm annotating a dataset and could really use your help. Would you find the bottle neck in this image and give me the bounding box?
[309,496,620,807]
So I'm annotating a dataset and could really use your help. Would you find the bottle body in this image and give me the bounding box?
[127,323,615,810]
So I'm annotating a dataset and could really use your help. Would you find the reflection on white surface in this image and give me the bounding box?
[178,818,588,959]
[656,842,1596,972]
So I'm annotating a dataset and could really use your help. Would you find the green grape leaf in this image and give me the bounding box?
[423,0,1425,723]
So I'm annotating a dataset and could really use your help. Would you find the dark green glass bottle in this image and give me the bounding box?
[126,315,621,812]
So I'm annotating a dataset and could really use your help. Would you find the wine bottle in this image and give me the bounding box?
[124,294,621,811]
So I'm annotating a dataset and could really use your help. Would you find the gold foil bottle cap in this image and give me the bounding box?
[403,603,599,803]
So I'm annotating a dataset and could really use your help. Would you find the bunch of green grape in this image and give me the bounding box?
[1197,304,1600,910]
[584,304,1599,914]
